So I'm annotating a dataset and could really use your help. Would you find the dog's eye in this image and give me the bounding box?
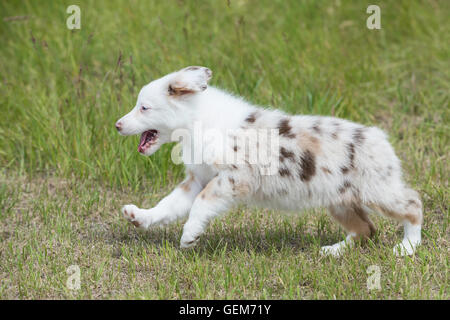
[141,106,149,111]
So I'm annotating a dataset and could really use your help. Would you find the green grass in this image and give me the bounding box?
[0,0,448,299]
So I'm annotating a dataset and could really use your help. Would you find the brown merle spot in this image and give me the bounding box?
[228,177,235,184]
[321,167,332,174]
[278,119,295,138]
[407,199,420,208]
[298,131,321,154]
[131,220,141,227]
[233,145,238,152]
[168,83,196,96]
[279,147,295,162]
[279,167,291,177]
[180,173,195,192]
[245,111,259,123]
[231,164,238,170]
[331,132,338,139]
[298,150,316,182]
[353,205,376,236]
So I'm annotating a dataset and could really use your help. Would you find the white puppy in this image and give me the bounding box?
[116,66,422,256]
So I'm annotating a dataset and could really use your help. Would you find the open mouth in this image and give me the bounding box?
[138,130,158,153]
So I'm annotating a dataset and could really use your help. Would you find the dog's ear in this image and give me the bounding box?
[168,66,212,96]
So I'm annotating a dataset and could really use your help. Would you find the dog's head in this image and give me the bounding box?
[115,66,212,155]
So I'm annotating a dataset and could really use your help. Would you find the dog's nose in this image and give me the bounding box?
[115,121,122,131]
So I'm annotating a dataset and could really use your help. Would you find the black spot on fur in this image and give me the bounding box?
[347,143,355,169]
[341,166,350,174]
[338,180,352,193]
[312,121,322,134]
[278,119,295,138]
[353,127,365,145]
[185,236,200,245]
[168,84,176,95]
[279,147,295,162]
[279,167,291,177]
[386,165,393,177]
[298,150,316,182]
[231,164,238,170]
[233,145,238,152]
[331,132,338,139]
[245,112,259,123]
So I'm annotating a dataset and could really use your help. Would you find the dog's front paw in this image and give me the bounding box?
[180,233,200,249]
[320,244,344,257]
[320,237,354,257]
[122,204,147,229]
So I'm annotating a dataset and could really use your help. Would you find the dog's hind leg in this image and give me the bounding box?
[122,171,203,229]
[368,187,423,256]
[321,204,376,256]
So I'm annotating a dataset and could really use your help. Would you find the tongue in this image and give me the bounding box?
[138,131,150,153]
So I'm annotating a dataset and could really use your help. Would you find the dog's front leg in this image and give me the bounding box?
[122,172,203,229]
[180,175,239,248]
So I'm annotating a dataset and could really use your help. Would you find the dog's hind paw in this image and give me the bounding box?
[393,239,420,256]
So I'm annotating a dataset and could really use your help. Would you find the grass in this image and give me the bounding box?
[0,0,448,299]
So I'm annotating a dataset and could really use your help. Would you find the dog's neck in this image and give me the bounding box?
[172,86,258,163]
[185,86,257,133]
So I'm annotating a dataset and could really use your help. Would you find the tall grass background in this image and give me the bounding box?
[1,0,448,190]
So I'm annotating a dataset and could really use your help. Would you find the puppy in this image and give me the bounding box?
[116,66,422,256]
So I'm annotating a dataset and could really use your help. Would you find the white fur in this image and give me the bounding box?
[117,66,423,256]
